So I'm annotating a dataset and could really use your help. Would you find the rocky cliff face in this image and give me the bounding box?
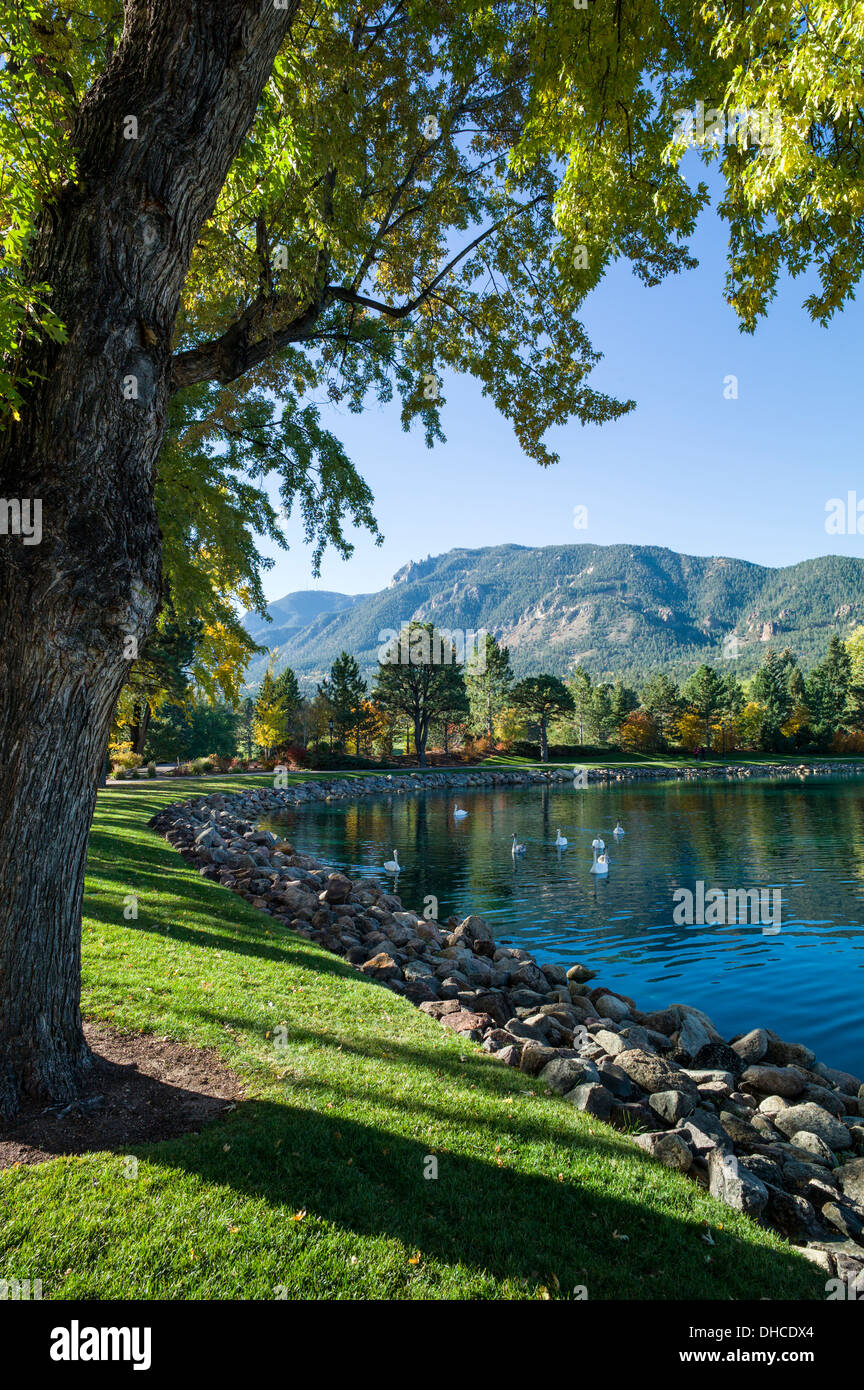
[243,542,864,686]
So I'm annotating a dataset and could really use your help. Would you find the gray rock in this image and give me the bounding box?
[538,1055,591,1095]
[683,1068,735,1089]
[837,1157,864,1205]
[763,1184,822,1241]
[633,1130,693,1172]
[758,1094,791,1114]
[773,1102,852,1151]
[719,1110,762,1148]
[566,963,597,983]
[764,1031,816,1070]
[790,1130,836,1167]
[740,1065,805,1098]
[565,1082,615,1118]
[594,993,631,1023]
[691,1041,746,1079]
[519,1039,556,1076]
[616,1048,700,1100]
[595,1056,637,1100]
[504,1016,545,1043]
[451,914,493,946]
[594,1028,628,1056]
[649,1089,696,1124]
[675,1012,713,1060]
[822,1201,864,1241]
[731,1028,769,1063]
[511,961,551,994]
[680,1107,735,1155]
[820,1065,863,1096]
[708,1150,768,1216]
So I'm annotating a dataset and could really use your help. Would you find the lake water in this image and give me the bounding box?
[264,777,864,1077]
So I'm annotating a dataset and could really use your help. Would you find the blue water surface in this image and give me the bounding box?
[265,776,864,1076]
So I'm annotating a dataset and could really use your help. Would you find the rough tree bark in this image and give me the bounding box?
[0,0,298,1118]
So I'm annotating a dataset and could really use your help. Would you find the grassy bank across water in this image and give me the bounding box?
[0,778,826,1299]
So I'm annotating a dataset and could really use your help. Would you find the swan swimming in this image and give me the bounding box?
[590,851,609,875]
[555,828,568,848]
[613,821,625,836]
[591,836,605,854]
[384,849,400,873]
[453,805,468,819]
[511,833,527,855]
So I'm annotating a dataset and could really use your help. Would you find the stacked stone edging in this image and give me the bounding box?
[148,768,864,1286]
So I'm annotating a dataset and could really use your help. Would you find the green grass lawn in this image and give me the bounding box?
[0,779,827,1300]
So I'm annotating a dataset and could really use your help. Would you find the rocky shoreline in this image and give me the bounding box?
[149,769,864,1287]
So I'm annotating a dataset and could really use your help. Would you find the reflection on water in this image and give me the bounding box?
[264,778,864,1075]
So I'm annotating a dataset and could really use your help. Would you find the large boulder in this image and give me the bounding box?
[763,1030,816,1070]
[762,1184,822,1241]
[708,1150,769,1216]
[321,872,353,904]
[440,1009,496,1039]
[649,1089,696,1124]
[740,1065,805,1098]
[616,1048,700,1101]
[773,1102,853,1152]
[451,914,494,947]
[593,993,631,1023]
[633,1131,693,1172]
[837,1157,864,1205]
[731,1028,769,1064]
[790,1131,836,1167]
[565,1082,615,1119]
[539,1055,593,1095]
[358,952,401,981]
[519,1039,557,1076]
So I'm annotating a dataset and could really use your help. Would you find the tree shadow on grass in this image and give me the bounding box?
[148,1094,824,1302]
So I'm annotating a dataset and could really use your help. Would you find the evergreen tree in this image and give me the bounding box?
[374,624,468,767]
[751,651,793,750]
[318,652,367,751]
[807,634,852,745]
[511,675,574,762]
[587,683,617,745]
[465,634,513,741]
[682,664,725,750]
[568,667,594,745]
[639,673,681,746]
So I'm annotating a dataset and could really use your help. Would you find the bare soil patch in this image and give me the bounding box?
[0,1022,244,1168]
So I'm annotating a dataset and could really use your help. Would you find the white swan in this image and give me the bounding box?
[591,836,605,854]
[590,851,609,876]
[384,849,400,873]
[453,804,468,820]
[555,828,568,848]
[613,821,625,836]
[511,833,527,855]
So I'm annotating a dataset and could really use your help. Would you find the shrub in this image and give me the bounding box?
[282,743,308,769]
[146,761,157,778]
[832,730,864,754]
[110,740,143,774]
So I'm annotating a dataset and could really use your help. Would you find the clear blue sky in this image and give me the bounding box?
[261,184,864,602]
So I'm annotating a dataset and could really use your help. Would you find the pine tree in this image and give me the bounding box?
[374,624,468,767]
[318,652,367,751]
[465,634,513,741]
[511,675,574,762]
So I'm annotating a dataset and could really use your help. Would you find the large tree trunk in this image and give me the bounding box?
[0,0,297,1118]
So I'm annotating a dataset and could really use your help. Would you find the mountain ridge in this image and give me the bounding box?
[241,542,864,689]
